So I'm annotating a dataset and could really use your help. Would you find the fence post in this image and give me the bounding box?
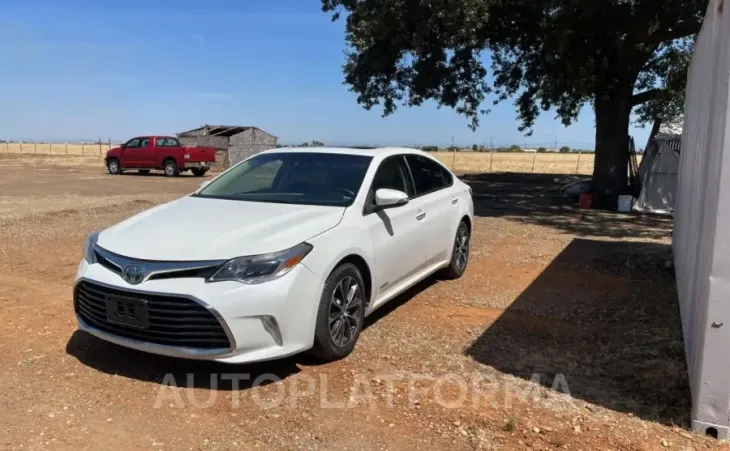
[19,142,22,153]
[5,141,8,153]
[531,152,537,173]
[81,142,84,156]
[65,141,68,155]
[575,151,582,174]
[34,141,37,154]
[49,141,52,155]
[99,139,102,156]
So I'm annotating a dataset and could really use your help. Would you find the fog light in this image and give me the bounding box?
[261,315,282,346]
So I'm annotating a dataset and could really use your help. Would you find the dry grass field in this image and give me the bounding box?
[0,153,720,450]
[0,143,622,175]
[1,142,112,157]
[432,152,597,175]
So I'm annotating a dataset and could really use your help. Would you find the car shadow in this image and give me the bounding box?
[65,331,300,390]
[464,237,691,427]
[66,276,440,384]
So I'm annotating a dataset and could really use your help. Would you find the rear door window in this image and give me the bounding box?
[405,155,453,196]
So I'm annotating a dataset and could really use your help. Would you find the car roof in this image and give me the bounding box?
[263,146,432,159]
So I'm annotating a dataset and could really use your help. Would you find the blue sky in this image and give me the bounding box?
[0,0,652,148]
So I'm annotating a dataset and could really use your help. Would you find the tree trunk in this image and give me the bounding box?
[592,92,632,209]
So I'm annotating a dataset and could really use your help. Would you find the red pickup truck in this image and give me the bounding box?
[105,136,216,177]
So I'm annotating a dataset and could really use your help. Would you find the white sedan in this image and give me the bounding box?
[74,147,474,363]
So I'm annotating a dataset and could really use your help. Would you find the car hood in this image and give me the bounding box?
[97,196,346,261]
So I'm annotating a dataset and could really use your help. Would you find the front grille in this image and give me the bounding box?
[74,281,231,350]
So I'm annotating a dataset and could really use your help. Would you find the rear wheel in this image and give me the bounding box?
[107,158,122,175]
[191,168,208,177]
[439,221,470,280]
[163,160,179,177]
[310,263,366,362]
[138,170,150,175]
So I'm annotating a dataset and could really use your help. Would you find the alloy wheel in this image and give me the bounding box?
[328,276,363,347]
[454,225,470,271]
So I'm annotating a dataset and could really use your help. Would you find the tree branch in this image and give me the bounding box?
[631,88,666,106]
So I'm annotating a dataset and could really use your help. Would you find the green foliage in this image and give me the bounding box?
[472,144,479,151]
[321,0,703,131]
[537,147,547,153]
[559,146,571,153]
[421,145,439,152]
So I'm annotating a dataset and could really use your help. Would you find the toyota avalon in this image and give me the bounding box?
[74,147,474,363]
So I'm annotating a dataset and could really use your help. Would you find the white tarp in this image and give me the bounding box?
[633,138,680,214]
[674,0,730,439]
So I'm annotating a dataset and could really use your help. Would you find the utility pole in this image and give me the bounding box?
[450,136,457,169]
[554,135,558,152]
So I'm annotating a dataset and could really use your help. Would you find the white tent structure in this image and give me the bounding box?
[633,123,683,214]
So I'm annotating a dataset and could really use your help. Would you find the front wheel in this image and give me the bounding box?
[163,160,179,177]
[439,221,471,280]
[191,168,208,177]
[310,263,366,362]
[107,158,122,175]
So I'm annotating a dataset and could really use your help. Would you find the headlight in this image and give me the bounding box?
[207,242,313,284]
[83,231,100,264]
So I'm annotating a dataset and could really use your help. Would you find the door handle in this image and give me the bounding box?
[451,198,459,205]
[416,212,426,220]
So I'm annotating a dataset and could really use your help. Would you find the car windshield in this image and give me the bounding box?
[195,152,373,207]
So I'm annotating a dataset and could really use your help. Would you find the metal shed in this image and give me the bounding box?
[177,125,278,168]
[674,0,730,439]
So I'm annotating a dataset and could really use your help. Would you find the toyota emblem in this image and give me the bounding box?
[122,265,145,285]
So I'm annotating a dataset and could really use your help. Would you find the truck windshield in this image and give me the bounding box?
[195,152,373,207]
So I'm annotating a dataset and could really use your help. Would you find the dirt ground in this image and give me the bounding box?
[0,153,726,451]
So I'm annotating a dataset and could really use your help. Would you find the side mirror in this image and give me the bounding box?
[199,181,210,190]
[374,188,409,210]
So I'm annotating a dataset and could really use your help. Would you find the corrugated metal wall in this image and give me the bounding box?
[228,128,278,166]
[674,0,730,439]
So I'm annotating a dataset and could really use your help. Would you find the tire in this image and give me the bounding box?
[310,263,367,362]
[191,168,208,177]
[138,170,150,175]
[439,221,471,280]
[163,160,179,177]
[107,158,122,175]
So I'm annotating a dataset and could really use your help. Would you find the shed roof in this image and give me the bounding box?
[179,125,253,137]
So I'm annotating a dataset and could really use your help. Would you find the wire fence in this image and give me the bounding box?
[0,140,622,175]
[0,141,115,157]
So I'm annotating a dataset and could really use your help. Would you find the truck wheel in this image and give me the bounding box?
[163,160,179,177]
[107,158,122,175]
[191,168,208,177]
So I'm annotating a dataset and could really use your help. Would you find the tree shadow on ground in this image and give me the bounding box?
[461,172,673,240]
[465,237,691,427]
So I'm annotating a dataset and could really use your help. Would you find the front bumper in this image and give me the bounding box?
[73,258,323,364]
[184,162,213,169]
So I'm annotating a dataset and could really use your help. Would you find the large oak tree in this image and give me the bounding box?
[322,0,704,206]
